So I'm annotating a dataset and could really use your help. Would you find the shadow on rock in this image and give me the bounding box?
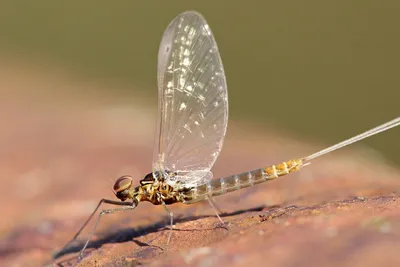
[52,204,266,261]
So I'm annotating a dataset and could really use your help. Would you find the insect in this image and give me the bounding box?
[56,10,400,262]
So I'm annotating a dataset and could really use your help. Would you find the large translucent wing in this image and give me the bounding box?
[153,11,228,187]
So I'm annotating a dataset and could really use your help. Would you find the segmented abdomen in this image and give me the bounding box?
[181,159,304,204]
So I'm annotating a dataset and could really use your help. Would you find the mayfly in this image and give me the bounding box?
[57,10,400,261]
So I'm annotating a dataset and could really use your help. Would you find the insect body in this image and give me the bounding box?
[55,10,400,263]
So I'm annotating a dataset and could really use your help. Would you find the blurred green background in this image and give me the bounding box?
[0,1,399,164]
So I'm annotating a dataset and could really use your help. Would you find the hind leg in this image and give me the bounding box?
[206,195,224,224]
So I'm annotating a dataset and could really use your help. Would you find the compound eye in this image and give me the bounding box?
[113,175,132,193]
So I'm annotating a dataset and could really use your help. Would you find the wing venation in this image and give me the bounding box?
[153,11,228,187]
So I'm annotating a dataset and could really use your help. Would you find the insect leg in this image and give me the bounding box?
[54,199,135,261]
[78,203,137,260]
[206,195,224,224]
[161,202,174,246]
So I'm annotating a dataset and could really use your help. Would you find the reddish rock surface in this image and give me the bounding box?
[1,63,400,267]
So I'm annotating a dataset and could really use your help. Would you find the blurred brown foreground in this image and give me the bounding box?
[0,58,400,267]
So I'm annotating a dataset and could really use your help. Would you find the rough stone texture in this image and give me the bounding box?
[1,62,400,267]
